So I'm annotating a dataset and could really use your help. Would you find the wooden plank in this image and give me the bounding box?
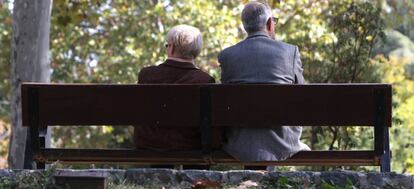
[22,83,392,127]
[42,148,220,162]
[22,84,201,126]
[41,149,378,166]
[211,84,392,127]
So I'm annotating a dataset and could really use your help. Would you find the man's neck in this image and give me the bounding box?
[247,30,274,39]
[248,30,268,36]
[167,56,194,64]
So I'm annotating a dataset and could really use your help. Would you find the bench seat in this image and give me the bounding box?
[41,149,379,166]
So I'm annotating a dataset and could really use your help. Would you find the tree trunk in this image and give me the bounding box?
[9,0,52,169]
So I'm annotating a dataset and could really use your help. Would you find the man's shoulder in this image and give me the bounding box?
[189,69,215,83]
[138,65,161,83]
[218,38,299,63]
[139,65,158,75]
[260,39,297,53]
[218,44,235,64]
[274,40,296,49]
[219,43,239,57]
[223,38,297,51]
[141,64,161,71]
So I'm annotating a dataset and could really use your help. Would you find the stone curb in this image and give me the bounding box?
[1,169,413,188]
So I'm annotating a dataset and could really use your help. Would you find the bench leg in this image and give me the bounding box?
[24,127,47,169]
[23,130,34,169]
[380,127,391,172]
[37,134,46,170]
[24,130,46,169]
[37,162,46,169]
[28,88,46,170]
[374,89,391,173]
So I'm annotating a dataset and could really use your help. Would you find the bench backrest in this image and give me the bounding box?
[21,83,392,128]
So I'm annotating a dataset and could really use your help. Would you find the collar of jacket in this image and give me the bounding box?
[247,31,270,39]
[161,59,198,70]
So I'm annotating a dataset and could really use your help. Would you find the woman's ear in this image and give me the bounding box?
[170,45,175,55]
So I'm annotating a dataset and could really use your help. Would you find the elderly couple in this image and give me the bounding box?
[135,1,310,168]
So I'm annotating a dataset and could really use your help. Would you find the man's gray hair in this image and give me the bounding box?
[241,1,273,34]
[166,25,203,59]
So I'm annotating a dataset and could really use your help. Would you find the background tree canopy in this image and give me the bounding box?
[1,0,414,172]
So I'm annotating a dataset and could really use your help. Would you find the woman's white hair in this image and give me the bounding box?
[166,25,203,59]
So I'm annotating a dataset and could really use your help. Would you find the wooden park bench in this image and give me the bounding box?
[21,83,392,172]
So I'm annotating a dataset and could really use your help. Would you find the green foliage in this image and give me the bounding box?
[107,180,138,189]
[263,176,301,189]
[0,177,14,189]
[276,1,385,83]
[320,178,356,189]
[376,55,414,173]
[0,0,11,112]
[51,126,134,149]
[274,1,385,163]
[107,179,154,189]
[0,0,11,169]
[50,0,240,83]
[0,163,60,189]
[382,0,414,41]
[372,0,414,173]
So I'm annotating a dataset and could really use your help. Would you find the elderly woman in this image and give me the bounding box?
[134,25,222,168]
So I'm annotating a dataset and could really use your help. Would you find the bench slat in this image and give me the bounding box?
[23,84,201,126]
[41,149,378,166]
[22,83,392,127]
[212,85,391,126]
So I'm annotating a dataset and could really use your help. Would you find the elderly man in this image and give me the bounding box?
[135,25,222,168]
[218,2,310,164]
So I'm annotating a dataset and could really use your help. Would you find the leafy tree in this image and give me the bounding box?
[382,0,414,41]
[372,54,414,173]
[273,1,385,165]
[0,0,11,168]
[374,0,414,173]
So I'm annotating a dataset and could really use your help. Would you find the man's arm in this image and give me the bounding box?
[293,46,304,84]
[218,51,227,84]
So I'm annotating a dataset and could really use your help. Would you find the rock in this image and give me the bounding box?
[178,170,224,188]
[320,170,363,188]
[367,172,414,189]
[125,168,178,186]
[222,170,265,184]
[178,170,224,182]
[0,170,14,178]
